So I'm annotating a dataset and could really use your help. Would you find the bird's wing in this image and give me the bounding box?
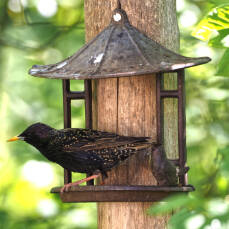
[61,135,153,170]
[50,147,106,174]
[59,128,118,143]
[59,128,152,144]
[52,129,154,173]
[61,131,152,151]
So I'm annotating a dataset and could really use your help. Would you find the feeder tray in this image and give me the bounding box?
[29,7,211,202]
[51,185,195,203]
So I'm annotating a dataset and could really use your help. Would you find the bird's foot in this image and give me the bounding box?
[60,174,101,193]
[61,183,73,193]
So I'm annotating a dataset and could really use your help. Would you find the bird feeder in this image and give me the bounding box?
[29,6,210,202]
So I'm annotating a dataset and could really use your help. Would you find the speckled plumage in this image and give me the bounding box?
[16,123,154,179]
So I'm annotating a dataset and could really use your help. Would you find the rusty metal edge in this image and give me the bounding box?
[30,59,211,80]
[50,185,194,202]
[51,185,194,193]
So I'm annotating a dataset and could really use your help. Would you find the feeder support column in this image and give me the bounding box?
[84,0,179,228]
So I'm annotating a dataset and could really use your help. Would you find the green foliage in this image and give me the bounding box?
[208,29,229,48]
[148,194,195,215]
[150,146,229,229]
[193,4,229,77]
[216,49,229,76]
[192,4,229,41]
[210,0,229,4]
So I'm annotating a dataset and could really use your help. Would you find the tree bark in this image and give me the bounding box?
[84,0,179,228]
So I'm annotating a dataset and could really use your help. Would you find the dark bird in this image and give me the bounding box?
[151,146,178,186]
[8,122,156,192]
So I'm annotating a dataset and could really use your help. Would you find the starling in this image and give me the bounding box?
[151,146,178,186]
[8,122,155,192]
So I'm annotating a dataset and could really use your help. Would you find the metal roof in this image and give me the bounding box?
[29,8,211,80]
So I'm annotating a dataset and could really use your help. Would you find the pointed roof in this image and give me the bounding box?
[29,8,211,80]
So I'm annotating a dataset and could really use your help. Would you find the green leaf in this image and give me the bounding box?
[217,146,229,172]
[216,49,229,76]
[169,209,196,229]
[208,29,229,48]
[192,4,229,41]
[209,0,229,4]
[218,146,229,157]
[148,194,191,215]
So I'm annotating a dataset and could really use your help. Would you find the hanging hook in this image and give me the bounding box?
[117,0,121,9]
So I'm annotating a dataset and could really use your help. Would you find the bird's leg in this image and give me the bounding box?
[60,173,101,193]
[99,171,108,185]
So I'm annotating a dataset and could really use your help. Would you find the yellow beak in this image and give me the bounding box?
[7,136,20,142]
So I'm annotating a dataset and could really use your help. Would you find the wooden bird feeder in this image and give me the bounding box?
[29,7,210,203]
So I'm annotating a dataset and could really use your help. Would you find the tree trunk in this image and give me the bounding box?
[84,0,179,228]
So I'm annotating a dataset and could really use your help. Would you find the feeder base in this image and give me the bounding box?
[51,185,194,203]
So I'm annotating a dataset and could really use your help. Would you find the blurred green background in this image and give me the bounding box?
[0,0,229,228]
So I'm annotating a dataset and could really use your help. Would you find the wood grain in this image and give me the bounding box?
[84,0,179,228]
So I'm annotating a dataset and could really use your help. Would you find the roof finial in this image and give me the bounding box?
[117,0,121,9]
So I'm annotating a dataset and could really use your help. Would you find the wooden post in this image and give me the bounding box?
[84,0,179,228]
